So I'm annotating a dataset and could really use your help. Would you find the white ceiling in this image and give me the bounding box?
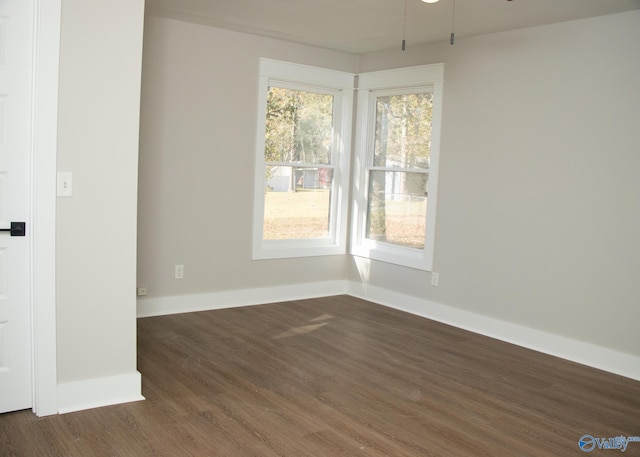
[145,0,640,54]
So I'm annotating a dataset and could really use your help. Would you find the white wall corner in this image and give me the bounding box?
[137,280,349,318]
[346,280,640,382]
[57,371,144,414]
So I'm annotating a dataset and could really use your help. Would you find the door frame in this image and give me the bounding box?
[31,0,60,416]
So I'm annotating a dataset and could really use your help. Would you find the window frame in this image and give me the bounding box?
[351,64,445,271]
[252,58,354,260]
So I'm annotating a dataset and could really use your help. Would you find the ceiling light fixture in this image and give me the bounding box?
[405,0,440,50]
[407,0,511,50]
[450,0,456,45]
[402,0,408,50]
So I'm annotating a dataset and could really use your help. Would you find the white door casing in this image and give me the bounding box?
[0,0,35,413]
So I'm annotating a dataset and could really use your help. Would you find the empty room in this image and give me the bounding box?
[1,0,639,456]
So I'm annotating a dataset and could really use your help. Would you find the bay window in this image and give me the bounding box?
[253,60,444,271]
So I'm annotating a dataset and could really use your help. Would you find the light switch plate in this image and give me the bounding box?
[57,172,73,197]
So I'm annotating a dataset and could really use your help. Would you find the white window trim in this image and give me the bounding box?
[351,64,445,271]
[252,59,354,260]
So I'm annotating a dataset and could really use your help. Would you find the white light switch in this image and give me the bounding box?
[57,172,73,197]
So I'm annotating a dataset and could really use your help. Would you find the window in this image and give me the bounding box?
[253,59,354,259]
[253,61,444,269]
[351,64,444,271]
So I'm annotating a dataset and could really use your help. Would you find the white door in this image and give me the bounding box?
[0,0,34,413]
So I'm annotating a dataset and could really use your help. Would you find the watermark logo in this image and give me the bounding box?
[579,434,640,453]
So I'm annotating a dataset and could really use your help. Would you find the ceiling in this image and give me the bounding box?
[145,0,640,54]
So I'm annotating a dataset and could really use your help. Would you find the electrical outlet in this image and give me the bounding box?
[175,264,184,279]
[431,272,439,287]
[136,287,147,296]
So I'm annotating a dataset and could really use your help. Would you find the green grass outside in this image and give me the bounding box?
[263,189,426,249]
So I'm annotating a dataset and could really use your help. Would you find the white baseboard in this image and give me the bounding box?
[136,280,348,318]
[136,280,640,382]
[57,371,145,414]
[347,281,640,382]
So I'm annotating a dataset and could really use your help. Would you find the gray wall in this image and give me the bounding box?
[355,11,640,354]
[138,11,640,357]
[137,17,356,298]
[57,0,145,383]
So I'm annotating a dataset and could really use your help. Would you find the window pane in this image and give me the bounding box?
[264,166,333,240]
[265,87,334,165]
[366,170,427,249]
[373,92,433,169]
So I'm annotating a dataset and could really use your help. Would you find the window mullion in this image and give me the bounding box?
[367,166,429,173]
[266,162,336,169]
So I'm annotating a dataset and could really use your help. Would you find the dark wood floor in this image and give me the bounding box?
[2,295,639,456]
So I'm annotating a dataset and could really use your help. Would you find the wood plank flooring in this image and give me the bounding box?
[2,295,639,456]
